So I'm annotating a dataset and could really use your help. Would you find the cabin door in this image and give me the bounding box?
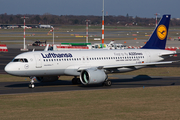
[145,52,151,63]
[34,54,42,68]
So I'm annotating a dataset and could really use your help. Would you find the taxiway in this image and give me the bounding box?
[0,48,180,94]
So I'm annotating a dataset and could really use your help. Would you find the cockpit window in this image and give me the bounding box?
[12,58,28,62]
[13,59,19,62]
[24,59,28,62]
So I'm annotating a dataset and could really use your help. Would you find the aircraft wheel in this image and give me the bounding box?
[76,78,81,84]
[29,83,35,88]
[105,80,112,86]
[72,78,81,85]
[72,78,77,85]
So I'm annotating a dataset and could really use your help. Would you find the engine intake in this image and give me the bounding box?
[80,69,107,85]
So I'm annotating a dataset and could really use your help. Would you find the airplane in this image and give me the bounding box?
[39,22,53,28]
[21,26,32,29]
[7,25,19,29]
[32,40,47,46]
[4,14,178,88]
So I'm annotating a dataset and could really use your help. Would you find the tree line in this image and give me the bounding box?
[1,13,180,26]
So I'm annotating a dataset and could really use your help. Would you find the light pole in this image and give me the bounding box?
[21,16,29,51]
[52,27,54,45]
[154,13,160,27]
[102,0,105,45]
[85,20,90,43]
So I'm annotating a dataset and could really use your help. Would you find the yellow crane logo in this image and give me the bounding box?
[157,25,167,40]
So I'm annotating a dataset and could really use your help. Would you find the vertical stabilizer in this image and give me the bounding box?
[141,15,171,49]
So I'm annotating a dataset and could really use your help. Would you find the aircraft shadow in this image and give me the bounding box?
[111,75,162,83]
[5,75,169,88]
[5,80,72,88]
[79,75,163,88]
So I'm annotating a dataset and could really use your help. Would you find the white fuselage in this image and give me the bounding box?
[4,49,174,77]
[39,25,52,28]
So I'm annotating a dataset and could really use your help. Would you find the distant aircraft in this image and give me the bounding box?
[5,15,178,88]
[7,25,19,29]
[32,40,47,46]
[39,22,53,28]
[21,26,32,29]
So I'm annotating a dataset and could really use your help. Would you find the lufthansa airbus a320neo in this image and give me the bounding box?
[5,15,177,88]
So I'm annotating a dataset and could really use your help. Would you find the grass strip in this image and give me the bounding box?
[0,86,179,120]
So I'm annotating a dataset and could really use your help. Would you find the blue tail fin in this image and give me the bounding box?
[141,14,171,49]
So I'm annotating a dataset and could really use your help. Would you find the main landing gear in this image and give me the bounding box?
[72,76,81,85]
[103,80,112,86]
[103,75,111,86]
[29,76,35,88]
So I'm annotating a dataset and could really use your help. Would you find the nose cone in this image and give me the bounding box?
[4,63,12,74]
[4,62,19,76]
[4,62,27,76]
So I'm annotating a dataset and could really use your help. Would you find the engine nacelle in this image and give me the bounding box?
[36,76,59,82]
[80,69,107,85]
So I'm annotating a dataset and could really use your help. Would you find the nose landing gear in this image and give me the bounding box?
[29,76,35,88]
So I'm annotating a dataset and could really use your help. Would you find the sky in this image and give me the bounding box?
[0,0,180,18]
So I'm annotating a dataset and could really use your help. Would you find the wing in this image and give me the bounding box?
[103,61,178,69]
[77,61,179,71]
